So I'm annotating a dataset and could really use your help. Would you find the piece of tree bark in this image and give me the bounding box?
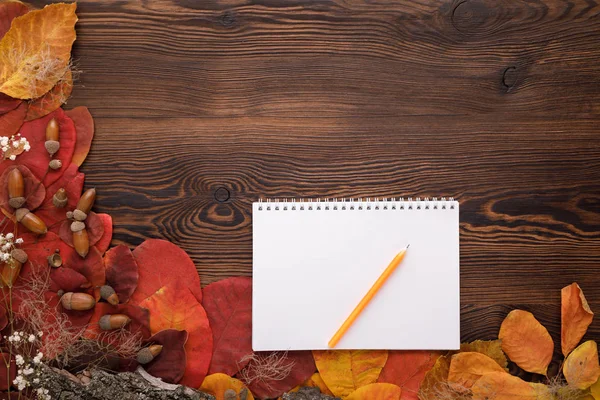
[282,387,340,400]
[35,364,214,400]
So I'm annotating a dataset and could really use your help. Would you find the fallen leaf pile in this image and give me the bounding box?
[0,2,599,400]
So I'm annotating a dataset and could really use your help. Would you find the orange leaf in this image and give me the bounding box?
[346,383,402,400]
[471,372,548,400]
[498,310,553,375]
[562,283,594,357]
[200,373,254,400]
[460,340,508,369]
[139,282,212,387]
[591,376,600,400]
[377,351,440,400]
[303,372,334,396]
[564,340,600,390]
[448,352,506,388]
[313,350,388,398]
[25,69,73,121]
[0,3,77,99]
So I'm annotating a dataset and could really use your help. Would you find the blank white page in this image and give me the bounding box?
[252,199,460,351]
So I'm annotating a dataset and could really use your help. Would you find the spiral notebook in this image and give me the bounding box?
[252,198,460,351]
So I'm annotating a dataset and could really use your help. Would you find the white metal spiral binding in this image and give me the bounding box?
[255,197,457,211]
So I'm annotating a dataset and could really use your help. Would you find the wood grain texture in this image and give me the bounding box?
[29,0,600,343]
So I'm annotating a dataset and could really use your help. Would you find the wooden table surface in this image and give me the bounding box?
[32,0,600,349]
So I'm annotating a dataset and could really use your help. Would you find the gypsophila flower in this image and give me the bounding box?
[6,233,13,240]
[33,378,39,384]
[24,144,31,151]
[23,366,34,376]
[28,334,36,343]
[12,141,18,148]
[9,154,16,161]
[2,243,11,251]
[15,355,24,366]
[0,138,7,146]
[37,331,43,337]
[0,134,30,160]
[15,238,23,244]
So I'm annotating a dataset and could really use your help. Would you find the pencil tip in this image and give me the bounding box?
[406,244,410,249]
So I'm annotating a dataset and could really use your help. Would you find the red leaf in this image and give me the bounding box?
[130,239,202,304]
[145,329,189,384]
[378,351,440,400]
[104,245,138,304]
[59,211,104,247]
[140,282,212,387]
[64,246,106,300]
[25,70,73,121]
[84,302,150,340]
[0,306,7,331]
[239,351,316,399]
[0,1,28,39]
[94,213,112,254]
[45,291,94,330]
[65,106,94,166]
[0,353,16,391]
[1,108,76,186]
[203,277,253,376]
[0,93,21,115]
[0,165,46,211]
[49,267,89,293]
[35,163,85,231]
[0,102,26,138]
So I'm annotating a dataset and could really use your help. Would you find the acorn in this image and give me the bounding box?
[60,292,95,311]
[45,118,60,156]
[98,314,131,331]
[224,390,237,400]
[48,252,62,268]
[136,345,163,365]
[7,168,25,209]
[53,188,68,208]
[73,209,87,221]
[72,229,89,258]
[76,188,96,215]
[0,249,27,287]
[49,159,62,170]
[15,208,47,235]
[66,211,74,219]
[100,285,119,305]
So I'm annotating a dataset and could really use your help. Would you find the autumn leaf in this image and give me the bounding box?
[471,371,547,400]
[313,350,388,398]
[377,351,439,400]
[562,283,594,357]
[0,165,45,211]
[104,245,139,304]
[0,92,21,115]
[25,69,73,121]
[346,383,402,400]
[139,281,212,387]
[498,310,553,375]
[65,106,94,166]
[303,372,334,396]
[0,108,77,186]
[563,340,600,390]
[49,266,89,293]
[145,329,188,384]
[239,351,315,399]
[591,376,600,400]
[131,239,202,304]
[418,355,471,400]
[203,277,252,376]
[59,211,105,247]
[460,340,508,369]
[200,373,255,400]
[0,1,28,39]
[0,3,77,99]
[447,352,506,388]
[93,213,113,255]
[0,305,6,331]
[0,101,26,137]
[0,353,16,391]
[84,302,150,341]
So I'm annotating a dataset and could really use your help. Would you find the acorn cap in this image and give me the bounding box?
[70,221,86,232]
[73,209,87,221]
[49,159,62,170]
[136,345,163,365]
[53,188,68,208]
[8,197,26,209]
[100,285,119,305]
[48,253,63,268]
[98,315,112,331]
[10,249,27,264]
[66,211,74,219]
[45,140,60,156]
[224,389,237,400]
[15,208,29,222]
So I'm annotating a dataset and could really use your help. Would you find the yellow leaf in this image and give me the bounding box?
[448,352,507,388]
[0,3,77,99]
[200,373,254,400]
[564,340,600,390]
[498,310,554,374]
[591,376,600,400]
[471,371,540,400]
[312,350,388,398]
[304,372,334,396]
[346,383,401,400]
[562,283,594,357]
[460,340,508,369]
[418,355,470,400]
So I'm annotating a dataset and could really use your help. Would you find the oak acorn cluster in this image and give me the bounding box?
[6,167,48,234]
[69,188,96,258]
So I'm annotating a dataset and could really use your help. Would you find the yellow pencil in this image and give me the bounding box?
[328,245,410,348]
